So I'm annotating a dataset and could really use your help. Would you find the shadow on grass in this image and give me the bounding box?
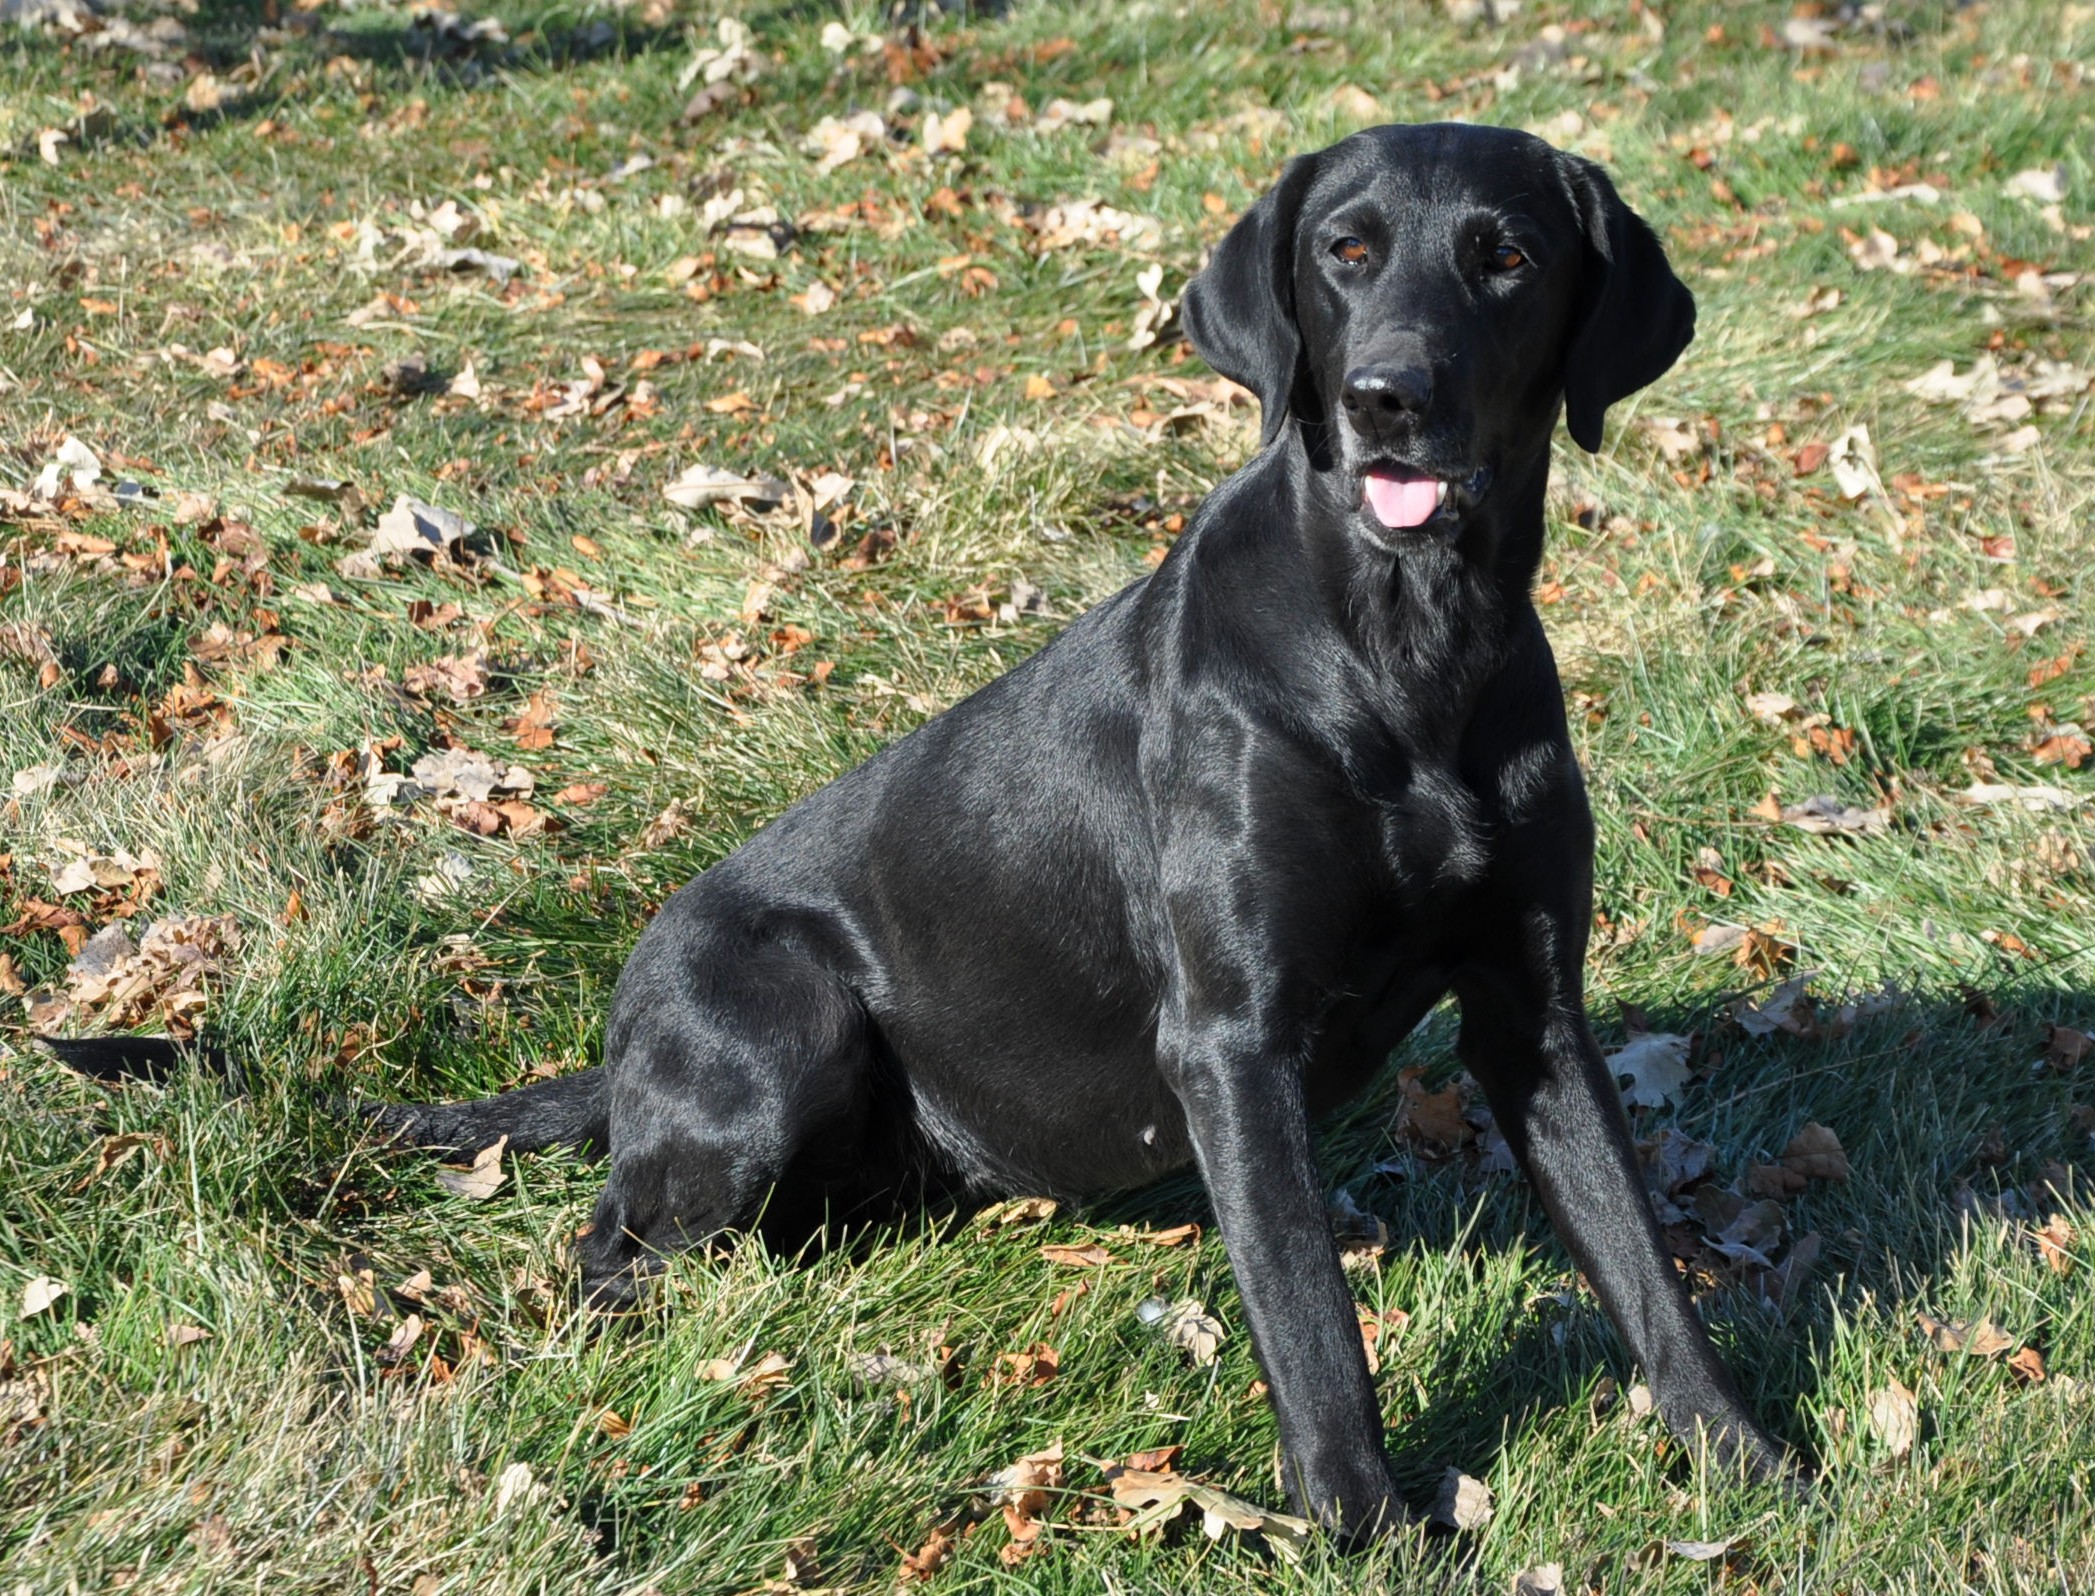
[4,0,693,152]
[104,928,2091,1544]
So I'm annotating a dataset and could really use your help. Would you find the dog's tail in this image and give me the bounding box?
[364,1068,608,1157]
[37,1035,608,1158]
[37,1034,228,1084]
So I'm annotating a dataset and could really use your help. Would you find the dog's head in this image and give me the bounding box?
[1178,122,1693,536]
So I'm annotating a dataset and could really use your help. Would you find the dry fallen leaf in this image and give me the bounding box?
[74,1131,171,1191]
[802,110,886,173]
[1356,1305,1409,1373]
[1868,1378,1919,1457]
[921,104,972,155]
[1139,1298,1226,1365]
[337,1269,377,1318]
[700,1349,793,1400]
[1512,1562,1566,1595]
[663,463,789,511]
[988,1440,1064,1564]
[492,1461,540,1513]
[1430,1468,1494,1531]
[504,689,558,751]
[369,495,474,561]
[379,1313,424,1364]
[1734,976,1819,1040]
[1749,1122,1851,1194]
[792,279,837,316]
[1039,1243,1113,1267]
[1848,227,1903,272]
[1917,1312,2013,1358]
[1826,424,1882,500]
[1666,1536,1740,1562]
[1134,1223,1201,1247]
[434,1135,507,1200]
[58,914,241,1035]
[845,1350,930,1387]
[2043,1026,2092,1072]
[2008,1345,2047,1383]
[1106,1464,1312,1561]
[2004,165,2067,205]
[1780,794,1890,835]
[19,1276,68,1319]
[402,653,490,705]
[976,1195,1058,1230]
[988,1342,1059,1388]
[2033,1214,2077,1276]
[1395,1064,1473,1148]
[1330,1187,1390,1264]
[1608,1032,1693,1109]
[896,1522,955,1582]
[1703,1196,1787,1270]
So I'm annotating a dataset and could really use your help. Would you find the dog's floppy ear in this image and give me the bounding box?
[1560,155,1695,453]
[1179,155,1321,447]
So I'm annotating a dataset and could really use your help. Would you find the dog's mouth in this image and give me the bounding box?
[1361,469,1445,530]
[1359,465,1491,532]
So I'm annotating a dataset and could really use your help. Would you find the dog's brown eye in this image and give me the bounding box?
[1492,245,1526,271]
[1331,236,1369,265]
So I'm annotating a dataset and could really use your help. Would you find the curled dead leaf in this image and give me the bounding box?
[1139,1297,1225,1365]
[379,1313,424,1364]
[1430,1468,1493,1531]
[1395,1064,1473,1149]
[896,1522,955,1583]
[1038,1243,1113,1267]
[2008,1345,2047,1384]
[2032,1214,2076,1276]
[1867,1378,1919,1457]
[1917,1312,2013,1358]
[988,1440,1064,1564]
[19,1276,68,1319]
[74,1131,172,1191]
[1608,1032,1693,1109]
[434,1135,507,1200]
[1106,1464,1312,1562]
[975,1195,1058,1230]
[701,1350,792,1398]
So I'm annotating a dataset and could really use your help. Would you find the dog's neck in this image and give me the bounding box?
[1280,433,1552,709]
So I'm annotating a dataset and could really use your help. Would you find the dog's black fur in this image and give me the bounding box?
[47,123,1788,1536]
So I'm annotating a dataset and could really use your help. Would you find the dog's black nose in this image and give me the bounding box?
[1341,364,1433,418]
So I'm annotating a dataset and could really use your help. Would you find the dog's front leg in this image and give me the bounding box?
[1456,985,1790,1482]
[1165,1022,1404,1539]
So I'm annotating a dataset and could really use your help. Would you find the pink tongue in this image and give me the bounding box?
[1363,472,1440,529]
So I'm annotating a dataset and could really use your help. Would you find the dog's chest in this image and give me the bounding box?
[1374,759,1493,897]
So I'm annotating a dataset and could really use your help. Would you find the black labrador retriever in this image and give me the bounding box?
[51,122,1786,1537]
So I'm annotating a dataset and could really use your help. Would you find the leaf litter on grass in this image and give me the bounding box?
[6,0,2095,1586]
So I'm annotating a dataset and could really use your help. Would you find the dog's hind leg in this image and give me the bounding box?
[578,935,874,1306]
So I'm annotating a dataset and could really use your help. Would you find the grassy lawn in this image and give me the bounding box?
[3,0,2092,1589]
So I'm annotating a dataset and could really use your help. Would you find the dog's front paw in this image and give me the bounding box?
[1674,1404,1811,1492]
[1292,1464,1417,1546]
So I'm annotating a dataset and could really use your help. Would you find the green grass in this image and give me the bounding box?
[3,0,2093,1589]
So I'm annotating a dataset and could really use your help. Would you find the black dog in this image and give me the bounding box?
[51,123,1786,1537]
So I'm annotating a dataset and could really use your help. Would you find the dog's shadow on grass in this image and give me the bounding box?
[1075,979,2090,1507]
[331,961,2083,1542]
